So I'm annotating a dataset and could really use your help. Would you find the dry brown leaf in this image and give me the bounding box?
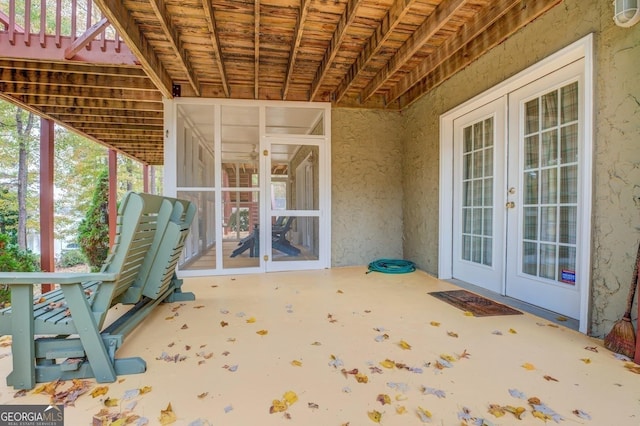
[580,358,591,364]
[197,392,208,399]
[270,399,288,413]
[398,340,412,350]
[376,394,391,405]
[504,405,527,419]
[220,321,228,327]
[104,397,119,407]
[522,362,536,370]
[624,363,640,374]
[447,331,458,338]
[430,321,440,327]
[159,403,177,425]
[291,360,302,367]
[488,404,506,417]
[367,410,382,423]
[256,329,269,335]
[246,317,256,323]
[354,373,369,383]
[458,349,471,359]
[379,359,395,369]
[181,324,188,330]
[543,375,558,382]
[508,328,517,334]
[140,385,152,394]
[90,386,109,398]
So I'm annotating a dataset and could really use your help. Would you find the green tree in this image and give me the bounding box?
[78,168,110,271]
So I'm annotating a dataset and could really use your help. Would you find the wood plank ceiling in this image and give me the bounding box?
[0,0,562,165]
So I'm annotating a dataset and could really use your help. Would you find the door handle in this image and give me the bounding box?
[505,201,516,209]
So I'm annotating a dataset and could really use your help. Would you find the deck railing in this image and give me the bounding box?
[1,0,122,55]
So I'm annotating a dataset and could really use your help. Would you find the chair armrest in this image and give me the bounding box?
[0,272,118,285]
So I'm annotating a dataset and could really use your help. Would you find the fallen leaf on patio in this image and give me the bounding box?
[256,329,268,335]
[440,353,456,363]
[91,386,109,398]
[236,311,246,317]
[556,316,568,321]
[531,402,563,423]
[355,373,369,383]
[139,386,151,394]
[181,324,188,329]
[224,405,233,413]
[395,394,408,401]
[376,394,391,405]
[543,375,558,382]
[223,364,238,372]
[374,334,389,342]
[197,392,208,399]
[421,386,446,398]
[311,341,322,346]
[464,311,474,316]
[328,355,344,368]
[387,382,410,393]
[341,368,358,378]
[123,389,140,400]
[430,321,440,326]
[342,386,351,393]
[328,313,337,323]
[447,331,458,338]
[584,346,598,352]
[337,289,344,294]
[492,330,503,335]
[198,360,205,365]
[283,390,298,405]
[193,305,205,309]
[165,316,174,320]
[227,338,236,342]
[33,379,62,395]
[380,359,395,369]
[159,403,176,425]
[624,362,640,374]
[488,404,506,417]
[291,360,302,367]
[222,351,230,356]
[504,405,526,419]
[580,358,591,364]
[458,349,471,359]
[547,323,559,328]
[416,406,432,423]
[246,317,256,323]
[308,402,319,409]
[573,409,591,420]
[104,397,119,407]
[396,406,407,414]
[509,389,526,399]
[369,366,383,374]
[614,353,630,361]
[367,410,382,423]
[398,340,412,350]
[13,389,27,398]
[508,328,517,334]
[220,321,228,327]
[436,358,453,369]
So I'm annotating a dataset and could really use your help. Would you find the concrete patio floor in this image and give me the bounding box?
[0,267,638,425]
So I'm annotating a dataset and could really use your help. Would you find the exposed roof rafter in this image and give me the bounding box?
[148,0,201,96]
[283,0,311,100]
[202,0,230,98]
[93,0,173,99]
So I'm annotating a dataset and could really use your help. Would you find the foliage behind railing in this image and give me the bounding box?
[1,0,119,46]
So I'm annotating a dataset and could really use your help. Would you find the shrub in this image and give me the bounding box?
[78,169,110,271]
[0,233,40,305]
[57,249,87,268]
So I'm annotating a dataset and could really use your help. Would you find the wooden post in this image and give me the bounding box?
[143,164,149,193]
[39,118,54,293]
[108,150,117,247]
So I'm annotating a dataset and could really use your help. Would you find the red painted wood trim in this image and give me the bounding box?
[108,150,117,247]
[39,118,55,293]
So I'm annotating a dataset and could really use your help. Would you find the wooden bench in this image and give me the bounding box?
[0,192,195,389]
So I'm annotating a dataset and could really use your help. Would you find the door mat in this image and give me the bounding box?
[428,290,523,317]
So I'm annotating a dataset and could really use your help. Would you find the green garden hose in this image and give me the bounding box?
[367,258,416,274]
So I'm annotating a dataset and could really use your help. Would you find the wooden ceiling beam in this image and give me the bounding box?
[93,0,173,98]
[309,0,364,101]
[362,0,470,102]
[148,0,200,96]
[52,109,163,120]
[12,94,163,111]
[333,0,417,103]
[1,59,148,78]
[0,82,161,102]
[391,0,562,106]
[202,0,230,97]
[254,0,260,99]
[282,0,311,100]
[0,68,158,91]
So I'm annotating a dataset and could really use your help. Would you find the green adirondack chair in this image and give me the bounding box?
[0,192,194,389]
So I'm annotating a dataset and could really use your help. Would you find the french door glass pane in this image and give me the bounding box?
[461,117,494,267]
[222,190,260,269]
[520,82,579,284]
[271,216,319,262]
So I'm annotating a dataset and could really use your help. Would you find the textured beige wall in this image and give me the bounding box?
[331,108,404,266]
[401,0,640,336]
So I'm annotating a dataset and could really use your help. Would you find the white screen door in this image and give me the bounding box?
[452,99,505,293]
[505,60,585,319]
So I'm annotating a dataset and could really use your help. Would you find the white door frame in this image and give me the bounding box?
[439,34,593,333]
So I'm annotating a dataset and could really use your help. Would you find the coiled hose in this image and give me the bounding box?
[367,258,416,274]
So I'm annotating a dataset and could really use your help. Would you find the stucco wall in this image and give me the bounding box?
[401,0,640,337]
[331,108,404,266]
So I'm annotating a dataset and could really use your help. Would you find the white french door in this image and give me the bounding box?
[505,60,585,318]
[451,60,588,320]
[452,98,506,293]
